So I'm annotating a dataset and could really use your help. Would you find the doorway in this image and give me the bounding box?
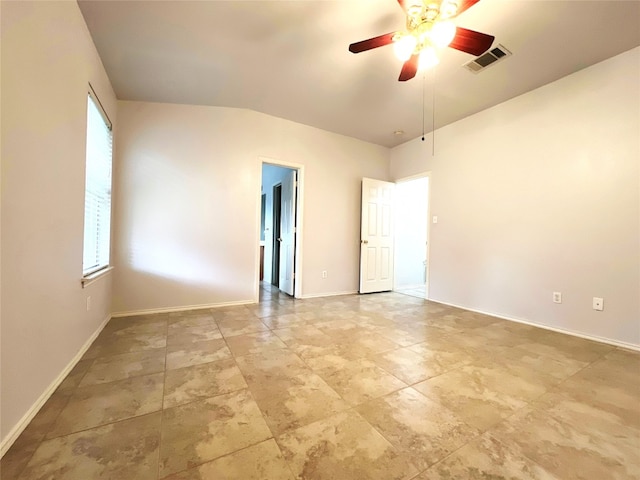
[394,174,430,299]
[259,161,302,300]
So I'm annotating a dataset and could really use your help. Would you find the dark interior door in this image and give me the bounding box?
[271,184,282,286]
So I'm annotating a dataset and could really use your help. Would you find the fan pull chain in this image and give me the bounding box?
[421,74,426,142]
[432,67,436,156]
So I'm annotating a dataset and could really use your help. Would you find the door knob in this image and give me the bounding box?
[361,240,369,244]
[277,237,283,242]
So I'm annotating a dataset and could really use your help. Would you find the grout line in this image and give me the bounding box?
[156,317,170,480]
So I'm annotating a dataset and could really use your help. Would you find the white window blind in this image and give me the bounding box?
[82,88,113,276]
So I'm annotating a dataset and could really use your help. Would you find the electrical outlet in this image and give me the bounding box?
[593,297,604,311]
[553,292,562,304]
[322,270,327,279]
[432,216,438,224]
[86,296,91,311]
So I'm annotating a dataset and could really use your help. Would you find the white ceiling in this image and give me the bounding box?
[78,0,640,148]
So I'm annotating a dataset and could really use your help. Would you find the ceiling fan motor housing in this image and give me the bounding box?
[349,0,494,81]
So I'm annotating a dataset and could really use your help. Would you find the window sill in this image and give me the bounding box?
[82,266,114,288]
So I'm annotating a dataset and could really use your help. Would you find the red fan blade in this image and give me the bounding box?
[349,32,396,53]
[449,26,494,56]
[455,0,481,17]
[398,54,419,81]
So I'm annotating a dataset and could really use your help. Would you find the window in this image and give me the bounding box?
[82,86,113,277]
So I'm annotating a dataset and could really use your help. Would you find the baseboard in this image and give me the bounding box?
[111,300,256,318]
[0,313,112,458]
[299,290,358,299]
[429,298,640,352]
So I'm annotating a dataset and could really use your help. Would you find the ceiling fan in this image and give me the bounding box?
[349,0,495,81]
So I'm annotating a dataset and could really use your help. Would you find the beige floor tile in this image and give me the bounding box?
[350,331,402,354]
[235,349,309,382]
[161,439,294,479]
[413,367,528,430]
[236,349,348,434]
[516,331,613,364]
[166,338,231,370]
[531,391,640,442]
[356,388,480,470]
[248,370,349,435]
[83,332,167,359]
[19,413,161,480]
[550,374,640,430]
[47,373,164,438]
[56,359,95,392]
[406,334,469,357]
[217,317,270,337]
[271,324,335,347]
[374,344,470,384]
[167,311,215,325]
[80,350,166,386]
[312,319,364,337]
[225,330,288,356]
[101,317,167,337]
[14,389,72,445]
[277,409,418,480]
[210,307,253,322]
[6,293,639,480]
[251,305,296,319]
[260,313,312,329]
[569,349,640,392]
[167,323,222,346]
[307,356,407,406]
[492,345,588,382]
[370,325,440,347]
[159,389,272,478]
[490,407,640,480]
[163,358,248,408]
[291,339,375,361]
[416,432,559,480]
[1,436,41,479]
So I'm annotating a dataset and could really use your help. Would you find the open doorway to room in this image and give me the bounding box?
[394,174,430,299]
[259,161,302,300]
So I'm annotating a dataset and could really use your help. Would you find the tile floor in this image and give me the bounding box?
[395,285,427,299]
[2,284,639,479]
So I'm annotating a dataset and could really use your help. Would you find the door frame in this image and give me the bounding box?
[393,172,432,300]
[256,156,304,302]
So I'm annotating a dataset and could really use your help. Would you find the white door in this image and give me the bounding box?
[359,177,395,293]
[279,170,297,296]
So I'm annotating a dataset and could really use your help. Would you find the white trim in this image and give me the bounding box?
[257,156,305,301]
[0,313,111,457]
[81,266,114,288]
[299,290,358,299]
[111,300,255,318]
[430,298,640,352]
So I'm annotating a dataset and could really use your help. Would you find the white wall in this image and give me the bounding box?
[391,47,640,348]
[1,1,117,447]
[112,101,389,314]
[261,164,295,285]
[395,176,429,289]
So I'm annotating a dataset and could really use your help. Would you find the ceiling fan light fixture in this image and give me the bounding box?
[419,46,440,70]
[430,20,456,47]
[439,0,459,19]
[393,33,418,61]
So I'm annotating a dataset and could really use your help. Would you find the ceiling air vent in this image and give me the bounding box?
[464,44,512,73]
